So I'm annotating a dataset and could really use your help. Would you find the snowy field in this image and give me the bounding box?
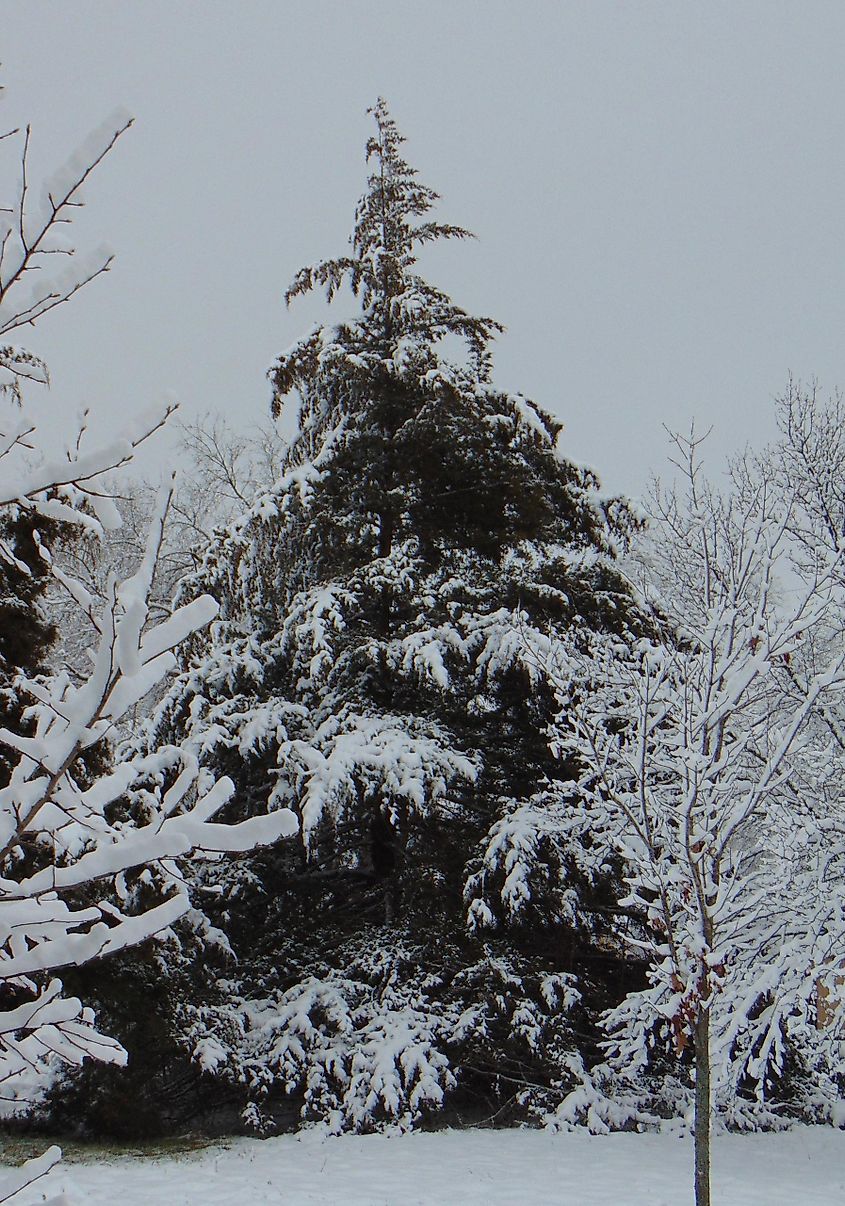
[4,1126,845,1205]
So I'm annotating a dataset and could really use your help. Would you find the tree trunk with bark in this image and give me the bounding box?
[693,1006,711,1206]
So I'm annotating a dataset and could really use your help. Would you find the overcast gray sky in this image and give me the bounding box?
[3,1,845,498]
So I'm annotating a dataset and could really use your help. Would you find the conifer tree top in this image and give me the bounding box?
[272,100,503,413]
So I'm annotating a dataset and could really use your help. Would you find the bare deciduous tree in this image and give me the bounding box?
[553,428,845,1206]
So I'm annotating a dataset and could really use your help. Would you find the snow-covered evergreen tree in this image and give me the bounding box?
[124,100,650,1133]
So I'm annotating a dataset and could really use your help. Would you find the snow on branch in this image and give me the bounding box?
[0,83,302,1194]
[0,111,133,354]
[549,426,845,1137]
[0,421,297,1195]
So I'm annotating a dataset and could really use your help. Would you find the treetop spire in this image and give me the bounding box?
[274,100,502,414]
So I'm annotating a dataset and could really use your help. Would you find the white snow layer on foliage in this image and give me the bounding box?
[233,976,456,1133]
[464,792,608,933]
[159,569,577,845]
[281,709,477,839]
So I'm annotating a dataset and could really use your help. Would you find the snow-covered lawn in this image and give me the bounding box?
[4,1126,845,1205]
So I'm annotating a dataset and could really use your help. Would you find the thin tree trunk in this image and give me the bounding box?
[693,1007,711,1206]
[383,879,396,926]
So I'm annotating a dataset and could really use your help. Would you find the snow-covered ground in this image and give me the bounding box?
[4,1126,844,1205]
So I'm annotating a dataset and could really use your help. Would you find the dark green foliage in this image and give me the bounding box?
[0,509,58,786]
[44,936,247,1140]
